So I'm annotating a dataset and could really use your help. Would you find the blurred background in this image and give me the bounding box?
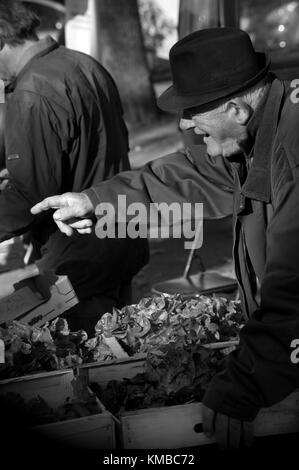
[17,0,299,130]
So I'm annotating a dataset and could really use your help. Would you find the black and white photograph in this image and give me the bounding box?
[0,0,299,464]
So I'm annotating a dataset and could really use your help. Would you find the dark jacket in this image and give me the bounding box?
[84,77,299,420]
[1,37,148,299]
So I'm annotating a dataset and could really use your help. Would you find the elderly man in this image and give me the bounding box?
[0,0,148,335]
[32,28,299,448]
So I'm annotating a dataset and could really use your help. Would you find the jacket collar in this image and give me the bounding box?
[7,36,59,92]
[242,78,273,157]
[241,78,285,203]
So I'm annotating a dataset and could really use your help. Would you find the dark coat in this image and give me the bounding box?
[85,77,299,420]
[1,37,148,299]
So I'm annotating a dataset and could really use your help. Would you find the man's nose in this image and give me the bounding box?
[179,118,195,131]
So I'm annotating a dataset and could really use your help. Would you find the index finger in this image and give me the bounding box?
[31,196,66,214]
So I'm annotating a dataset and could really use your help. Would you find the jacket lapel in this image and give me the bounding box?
[242,79,285,203]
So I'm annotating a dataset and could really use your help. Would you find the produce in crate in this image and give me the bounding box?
[0,319,87,378]
[92,294,243,415]
[116,293,243,354]
[0,375,102,426]
[93,343,226,415]
[0,293,244,378]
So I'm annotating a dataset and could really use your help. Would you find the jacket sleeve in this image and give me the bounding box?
[0,92,73,242]
[203,177,299,421]
[84,144,235,220]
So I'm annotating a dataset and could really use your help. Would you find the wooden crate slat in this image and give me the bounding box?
[80,356,146,388]
[121,403,210,449]
[34,413,116,449]
[0,369,74,408]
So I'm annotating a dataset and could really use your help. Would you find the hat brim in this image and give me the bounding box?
[157,52,271,113]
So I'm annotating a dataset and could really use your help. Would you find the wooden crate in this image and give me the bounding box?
[0,369,116,449]
[121,392,299,449]
[77,354,299,449]
[34,410,116,449]
[78,354,147,387]
[0,369,74,408]
[121,403,207,449]
[0,266,78,326]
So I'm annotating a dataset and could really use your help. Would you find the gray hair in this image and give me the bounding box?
[213,78,268,114]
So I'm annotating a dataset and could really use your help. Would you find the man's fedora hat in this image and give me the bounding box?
[157,28,270,113]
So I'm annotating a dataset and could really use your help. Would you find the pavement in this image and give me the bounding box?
[129,115,183,169]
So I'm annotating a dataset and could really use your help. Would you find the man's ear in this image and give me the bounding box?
[226,98,252,125]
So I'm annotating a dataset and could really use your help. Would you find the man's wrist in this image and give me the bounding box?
[82,188,100,212]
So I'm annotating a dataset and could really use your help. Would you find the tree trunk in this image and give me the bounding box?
[92,0,159,128]
[179,0,220,38]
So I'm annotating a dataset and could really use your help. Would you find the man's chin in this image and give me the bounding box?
[206,141,243,158]
[222,145,243,158]
[205,145,223,158]
[207,150,224,158]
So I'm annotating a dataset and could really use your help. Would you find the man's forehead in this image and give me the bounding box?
[182,106,220,120]
[182,106,204,120]
[181,93,234,119]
